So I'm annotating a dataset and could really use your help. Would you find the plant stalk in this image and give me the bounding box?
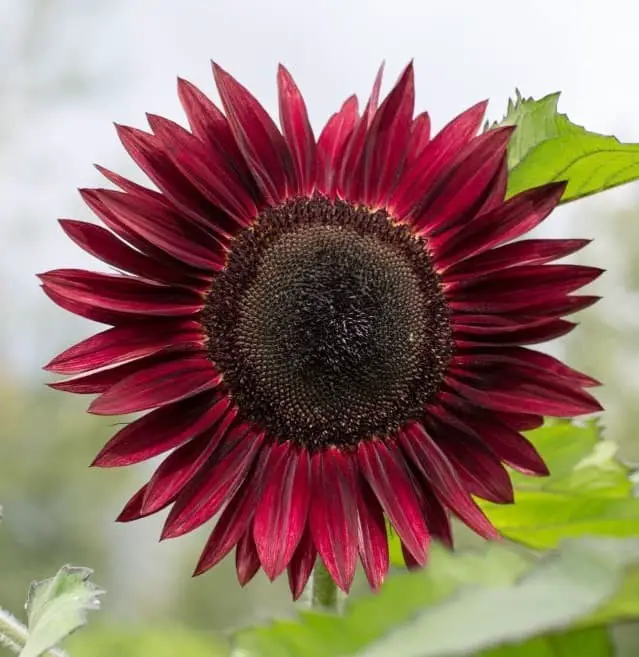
[310,560,341,611]
[0,606,68,656]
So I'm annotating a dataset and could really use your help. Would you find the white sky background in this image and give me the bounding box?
[1,0,639,375]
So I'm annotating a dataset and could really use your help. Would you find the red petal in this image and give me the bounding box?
[44,320,202,375]
[516,295,601,319]
[434,182,566,267]
[472,417,548,476]
[390,101,488,219]
[48,356,160,394]
[161,429,264,538]
[115,124,236,233]
[194,446,270,576]
[213,62,294,204]
[454,317,577,347]
[444,238,591,279]
[316,95,359,197]
[309,448,358,592]
[356,478,389,590]
[41,284,139,326]
[277,65,317,195]
[95,164,165,199]
[358,440,429,565]
[236,530,261,586]
[405,112,431,166]
[141,406,238,514]
[454,347,600,388]
[253,443,311,579]
[177,78,261,199]
[88,354,221,415]
[476,154,508,215]
[401,541,421,571]
[80,187,200,269]
[424,408,514,503]
[92,392,230,467]
[39,269,203,317]
[420,486,454,548]
[58,219,201,285]
[337,64,386,200]
[87,188,227,271]
[412,127,514,236]
[356,63,414,207]
[363,63,385,126]
[438,396,548,477]
[400,423,499,539]
[287,527,317,600]
[147,113,257,225]
[447,265,603,309]
[493,410,544,432]
[116,484,160,522]
[450,366,602,417]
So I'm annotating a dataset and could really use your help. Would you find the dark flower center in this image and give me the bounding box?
[203,197,453,449]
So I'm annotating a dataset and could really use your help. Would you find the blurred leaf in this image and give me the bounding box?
[481,494,639,549]
[493,90,639,201]
[480,421,639,549]
[20,565,103,657]
[584,565,639,626]
[232,537,639,657]
[65,625,231,657]
[476,627,612,657]
[234,543,529,657]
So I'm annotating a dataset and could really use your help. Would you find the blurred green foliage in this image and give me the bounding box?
[66,625,228,657]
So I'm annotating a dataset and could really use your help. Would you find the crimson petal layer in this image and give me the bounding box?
[161,428,264,538]
[194,448,270,576]
[92,393,230,467]
[253,443,311,579]
[356,478,389,590]
[213,62,295,205]
[88,353,222,415]
[358,440,429,565]
[40,269,203,317]
[45,320,202,375]
[309,448,358,592]
[400,422,498,539]
[141,406,238,515]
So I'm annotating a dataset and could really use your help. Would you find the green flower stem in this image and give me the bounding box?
[311,560,341,611]
[0,606,68,657]
[0,607,29,654]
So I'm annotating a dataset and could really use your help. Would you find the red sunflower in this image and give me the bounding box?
[41,62,602,598]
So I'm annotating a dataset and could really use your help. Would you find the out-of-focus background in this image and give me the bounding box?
[1,0,639,654]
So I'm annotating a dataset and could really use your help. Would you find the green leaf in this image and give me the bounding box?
[479,421,639,549]
[476,627,612,657]
[493,90,639,201]
[20,565,103,657]
[65,625,231,657]
[583,564,639,626]
[231,537,639,657]
[507,421,631,497]
[233,543,530,657]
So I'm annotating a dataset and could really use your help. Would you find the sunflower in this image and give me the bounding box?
[41,62,602,598]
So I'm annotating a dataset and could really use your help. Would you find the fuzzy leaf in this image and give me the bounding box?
[492,91,639,202]
[20,565,103,657]
[232,537,639,657]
